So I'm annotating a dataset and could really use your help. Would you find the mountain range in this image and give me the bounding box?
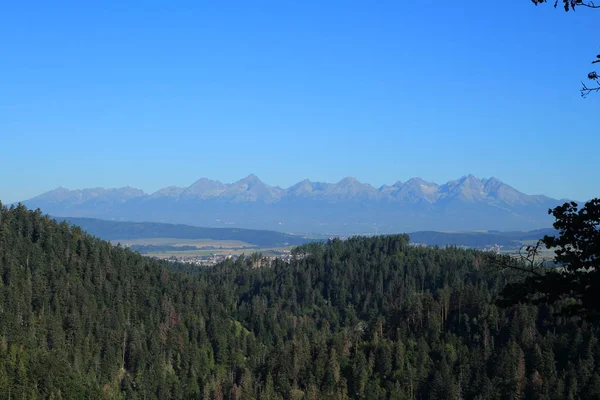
[18,174,567,234]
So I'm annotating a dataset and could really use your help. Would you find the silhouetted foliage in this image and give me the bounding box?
[531,0,600,96]
[499,199,600,320]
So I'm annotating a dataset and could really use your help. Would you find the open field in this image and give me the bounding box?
[108,237,295,260]
[110,237,255,248]
[149,247,293,259]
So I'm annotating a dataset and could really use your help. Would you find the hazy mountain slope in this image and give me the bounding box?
[55,216,312,247]
[20,175,567,234]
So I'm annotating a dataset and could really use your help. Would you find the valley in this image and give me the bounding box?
[45,215,558,263]
[3,1,598,398]
[111,237,295,265]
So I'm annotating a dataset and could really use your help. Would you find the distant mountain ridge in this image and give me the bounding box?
[54,216,312,247]
[19,175,568,234]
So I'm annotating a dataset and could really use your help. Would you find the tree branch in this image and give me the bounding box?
[581,80,600,97]
[578,1,600,9]
[533,1,600,95]
[495,241,545,277]
[539,0,600,10]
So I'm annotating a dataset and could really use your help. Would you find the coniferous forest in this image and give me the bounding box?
[1,203,599,399]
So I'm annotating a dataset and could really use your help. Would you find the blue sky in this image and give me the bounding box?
[1,1,598,203]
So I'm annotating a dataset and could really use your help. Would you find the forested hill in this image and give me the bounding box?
[1,204,599,399]
[0,204,249,398]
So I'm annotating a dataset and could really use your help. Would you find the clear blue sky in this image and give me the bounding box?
[1,1,598,203]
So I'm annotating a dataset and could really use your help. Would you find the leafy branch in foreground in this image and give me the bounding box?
[582,68,600,97]
[498,198,600,320]
[531,0,600,96]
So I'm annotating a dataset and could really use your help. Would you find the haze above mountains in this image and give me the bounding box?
[19,174,567,234]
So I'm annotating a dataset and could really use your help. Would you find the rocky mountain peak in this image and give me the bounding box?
[150,186,185,198]
[288,179,314,195]
[181,178,226,198]
[337,177,360,186]
[237,174,262,185]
